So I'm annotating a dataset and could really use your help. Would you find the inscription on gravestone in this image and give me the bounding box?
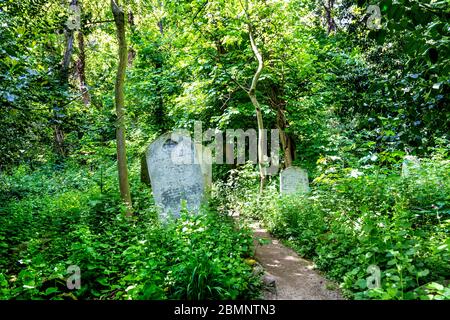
[280,166,310,195]
[146,131,206,221]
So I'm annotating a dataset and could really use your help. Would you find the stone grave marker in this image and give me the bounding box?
[280,166,310,195]
[401,155,420,177]
[146,131,207,221]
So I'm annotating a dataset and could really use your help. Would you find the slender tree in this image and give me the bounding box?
[248,25,266,191]
[322,0,337,34]
[269,84,294,168]
[54,0,79,157]
[76,30,90,105]
[111,0,132,215]
[245,1,266,191]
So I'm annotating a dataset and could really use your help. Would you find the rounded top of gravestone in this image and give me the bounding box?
[282,166,306,173]
[147,130,195,165]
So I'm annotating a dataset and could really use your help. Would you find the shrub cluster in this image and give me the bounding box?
[221,159,450,299]
[0,163,260,300]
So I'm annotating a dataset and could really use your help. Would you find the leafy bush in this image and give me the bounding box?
[225,159,450,299]
[0,163,261,300]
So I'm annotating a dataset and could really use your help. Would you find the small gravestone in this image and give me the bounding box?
[401,155,420,177]
[146,131,206,221]
[280,166,310,195]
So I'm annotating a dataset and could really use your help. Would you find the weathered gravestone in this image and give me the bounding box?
[401,155,421,177]
[280,166,310,195]
[146,131,207,221]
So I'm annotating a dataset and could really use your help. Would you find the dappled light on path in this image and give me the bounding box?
[250,222,343,300]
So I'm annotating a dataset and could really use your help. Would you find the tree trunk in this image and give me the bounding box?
[127,10,136,66]
[153,3,166,133]
[157,0,164,36]
[323,0,336,34]
[54,0,78,157]
[76,31,90,105]
[276,109,293,168]
[269,84,294,168]
[61,22,75,76]
[111,0,133,215]
[247,23,266,192]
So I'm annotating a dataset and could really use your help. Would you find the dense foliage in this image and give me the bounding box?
[0,162,260,299]
[221,158,450,299]
[0,0,448,300]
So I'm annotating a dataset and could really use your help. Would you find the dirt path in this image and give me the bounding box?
[250,222,343,300]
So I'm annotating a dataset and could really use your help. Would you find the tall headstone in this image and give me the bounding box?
[280,166,310,195]
[146,131,206,221]
[401,155,420,177]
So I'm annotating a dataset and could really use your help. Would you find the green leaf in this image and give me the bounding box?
[417,269,429,277]
[427,282,444,291]
[45,287,59,295]
[356,278,367,289]
[97,277,109,286]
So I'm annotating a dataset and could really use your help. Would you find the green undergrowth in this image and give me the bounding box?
[0,162,261,300]
[220,160,450,300]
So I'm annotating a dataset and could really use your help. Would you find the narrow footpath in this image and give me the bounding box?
[250,222,343,300]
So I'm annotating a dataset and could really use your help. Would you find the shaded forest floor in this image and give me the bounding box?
[0,162,261,300]
[1,158,450,300]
